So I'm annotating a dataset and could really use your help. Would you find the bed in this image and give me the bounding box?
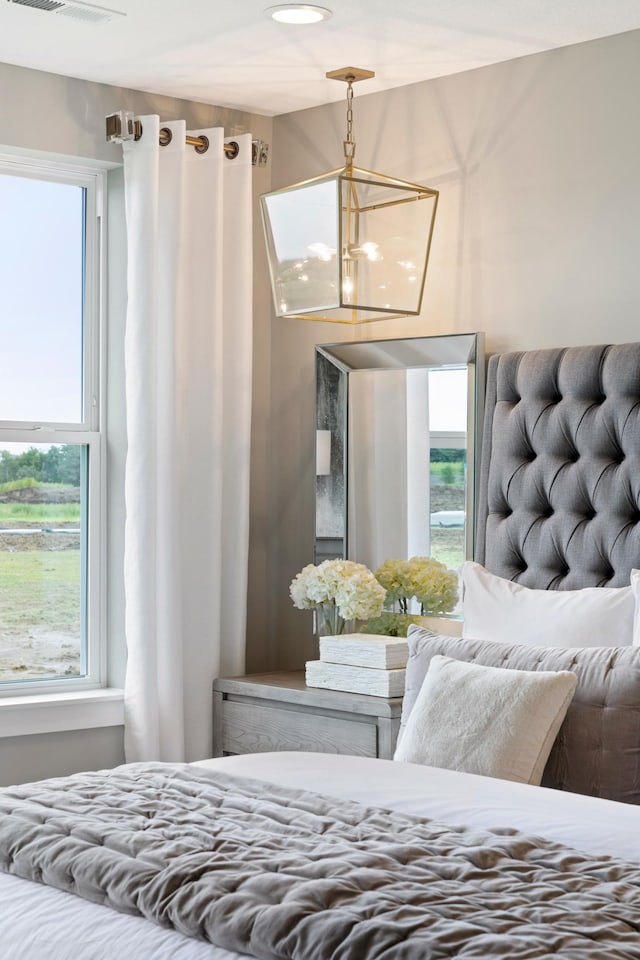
[3,340,640,959]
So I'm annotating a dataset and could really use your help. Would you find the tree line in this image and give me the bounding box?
[0,445,81,486]
[430,448,466,463]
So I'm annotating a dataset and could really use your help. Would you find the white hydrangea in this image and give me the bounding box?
[289,558,386,631]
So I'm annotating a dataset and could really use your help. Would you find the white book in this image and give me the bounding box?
[305,659,406,698]
[319,633,409,670]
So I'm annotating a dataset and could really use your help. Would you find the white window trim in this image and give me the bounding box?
[0,688,123,739]
[430,430,467,450]
[0,154,108,704]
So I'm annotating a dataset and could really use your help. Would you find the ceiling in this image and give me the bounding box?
[2,0,640,117]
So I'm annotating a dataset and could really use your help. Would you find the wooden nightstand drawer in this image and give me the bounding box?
[213,671,403,760]
[221,699,377,757]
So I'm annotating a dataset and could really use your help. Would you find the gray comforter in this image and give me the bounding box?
[1,763,640,959]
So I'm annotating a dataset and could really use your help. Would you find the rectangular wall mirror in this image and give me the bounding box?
[315,333,485,571]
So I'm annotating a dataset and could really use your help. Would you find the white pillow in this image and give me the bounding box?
[394,654,577,785]
[461,561,640,647]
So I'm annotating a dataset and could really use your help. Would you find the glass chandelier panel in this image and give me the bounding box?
[261,175,340,317]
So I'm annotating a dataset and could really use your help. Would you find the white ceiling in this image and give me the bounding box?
[2,0,640,117]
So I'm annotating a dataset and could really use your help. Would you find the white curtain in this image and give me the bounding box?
[122,116,252,762]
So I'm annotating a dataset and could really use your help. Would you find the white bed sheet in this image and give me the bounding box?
[3,752,640,960]
[195,752,640,862]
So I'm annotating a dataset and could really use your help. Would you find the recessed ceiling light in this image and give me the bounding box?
[264,4,333,25]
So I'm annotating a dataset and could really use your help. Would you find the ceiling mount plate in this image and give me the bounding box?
[325,67,375,84]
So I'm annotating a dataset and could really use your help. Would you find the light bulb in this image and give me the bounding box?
[308,242,334,261]
[265,5,332,24]
[344,241,382,261]
[360,241,381,261]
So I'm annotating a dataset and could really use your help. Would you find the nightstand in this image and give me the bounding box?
[212,671,403,760]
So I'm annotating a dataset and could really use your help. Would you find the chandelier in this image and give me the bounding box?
[260,67,439,324]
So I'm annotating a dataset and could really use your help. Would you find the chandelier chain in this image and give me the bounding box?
[346,80,354,145]
[343,78,357,168]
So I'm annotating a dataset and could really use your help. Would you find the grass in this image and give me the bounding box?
[430,528,465,570]
[430,462,465,485]
[0,550,81,633]
[0,479,78,494]
[0,503,80,524]
[0,478,38,492]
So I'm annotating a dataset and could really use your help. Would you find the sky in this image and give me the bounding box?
[0,171,83,430]
[429,368,468,433]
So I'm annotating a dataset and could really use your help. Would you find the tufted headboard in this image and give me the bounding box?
[475,342,640,588]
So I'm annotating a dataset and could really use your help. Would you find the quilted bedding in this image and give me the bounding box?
[1,762,640,959]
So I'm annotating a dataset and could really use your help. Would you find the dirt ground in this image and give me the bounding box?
[0,628,80,683]
[0,510,81,681]
[430,483,465,512]
[0,530,79,552]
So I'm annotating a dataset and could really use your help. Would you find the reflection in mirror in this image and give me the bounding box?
[315,351,346,563]
[315,334,484,572]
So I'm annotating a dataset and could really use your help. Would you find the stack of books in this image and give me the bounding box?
[305,633,408,697]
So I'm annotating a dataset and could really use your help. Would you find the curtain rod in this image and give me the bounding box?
[105,111,269,167]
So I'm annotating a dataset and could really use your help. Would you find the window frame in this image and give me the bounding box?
[0,152,106,696]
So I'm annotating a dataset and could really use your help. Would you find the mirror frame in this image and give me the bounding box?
[315,332,485,565]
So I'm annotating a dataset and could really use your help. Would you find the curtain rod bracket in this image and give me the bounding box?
[106,111,142,143]
[106,112,270,166]
[252,139,269,167]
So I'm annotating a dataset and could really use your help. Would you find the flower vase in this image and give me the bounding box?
[312,602,355,658]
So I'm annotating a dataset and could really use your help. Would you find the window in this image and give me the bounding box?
[428,368,468,569]
[0,154,104,694]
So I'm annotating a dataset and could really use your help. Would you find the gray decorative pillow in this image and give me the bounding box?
[402,626,640,804]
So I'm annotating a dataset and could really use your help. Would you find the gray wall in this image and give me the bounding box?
[0,728,125,787]
[0,61,272,784]
[266,29,640,669]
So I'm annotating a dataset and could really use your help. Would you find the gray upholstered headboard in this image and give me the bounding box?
[475,342,640,588]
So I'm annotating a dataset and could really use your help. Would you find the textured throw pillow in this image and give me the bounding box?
[633,568,640,645]
[395,654,576,785]
[401,627,640,803]
[461,561,638,647]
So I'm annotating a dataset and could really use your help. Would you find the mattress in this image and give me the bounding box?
[3,752,640,959]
